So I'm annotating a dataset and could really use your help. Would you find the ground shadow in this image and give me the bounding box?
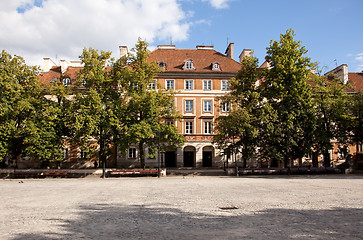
[11,204,363,240]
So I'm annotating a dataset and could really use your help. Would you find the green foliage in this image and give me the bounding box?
[214,55,262,167]
[114,38,185,168]
[70,48,118,167]
[311,73,356,166]
[262,29,316,167]
[0,50,63,165]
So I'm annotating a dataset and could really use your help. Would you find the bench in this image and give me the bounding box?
[107,169,158,177]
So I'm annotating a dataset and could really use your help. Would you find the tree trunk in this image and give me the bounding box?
[312,151,318,167]
[139,142,145,168]
[323,150,331,167]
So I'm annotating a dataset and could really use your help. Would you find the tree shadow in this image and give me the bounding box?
[11,204,363,240]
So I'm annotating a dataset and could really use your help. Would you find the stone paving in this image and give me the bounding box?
[1,175,363,239]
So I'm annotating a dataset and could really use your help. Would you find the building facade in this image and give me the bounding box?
[117,44,242,168]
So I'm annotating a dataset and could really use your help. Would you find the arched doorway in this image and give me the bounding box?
[202,146,214,167]
[183,146,196,167]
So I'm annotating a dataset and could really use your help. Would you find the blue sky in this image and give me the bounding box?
[1,0,362,72]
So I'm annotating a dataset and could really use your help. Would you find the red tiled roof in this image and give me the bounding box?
[38,66,61,85]
[348,72,363,93]
[148,49,241,73]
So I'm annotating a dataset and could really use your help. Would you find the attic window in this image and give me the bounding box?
[212,62,221,71]
[63,78,71,86]
[183,59,195,70]
[158,61,166,70]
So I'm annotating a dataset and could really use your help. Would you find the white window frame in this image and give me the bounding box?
[166,79,174,90]
[149,79,157,90]
[185,100,194,112]
[185,61,193,70]
[222,102,230,113]
[204,100,212,112]
[63,78,71,86]
[221,80,230,90]
[185,121,193,134]
[128,148,136,159]
[184,79,194,90]
[203,80,212,91]
[204,121,212,134]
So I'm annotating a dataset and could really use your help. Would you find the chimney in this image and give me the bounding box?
[42,58,57,72]
[239,49,252,62]
[157,45,175,49]
[59,60,69,74]
[225,42,234,59]
[119,46,128,59]
[196,45,213,50]
[324,64,349,84]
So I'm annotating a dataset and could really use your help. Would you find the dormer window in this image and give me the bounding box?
[183,59,195,70]
[158,61,166,70]
[63,78,71,86]
[212,62,221,71]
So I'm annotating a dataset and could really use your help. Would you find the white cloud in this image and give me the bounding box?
[0,0,190,68]
[201,0,231,9]
[355,53,363,72]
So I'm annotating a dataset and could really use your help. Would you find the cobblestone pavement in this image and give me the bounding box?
[1,175,363,240]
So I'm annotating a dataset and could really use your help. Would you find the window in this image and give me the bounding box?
[63,147,69,159]
[204,100,212,112]
[185,121,193,134]
[79,149,88,159]
[185,80,194,90]
[166,120,174,125]
[158,61,166,70]
[221,80,230,90]
[204,121,212,134]
[166,80,174,90]
[63,78,71,86]
[183,59,195,70]
[128,148,136,158]
[185,100,193,112]
[222,102,230,112]
[212,63,220,71]
[185,61,193,69]
[149,80,156,90]
[203,80,212,90]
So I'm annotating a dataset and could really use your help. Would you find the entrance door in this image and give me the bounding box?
[184,151,194,167]
[165,151,176,167]
[203,151,213,167]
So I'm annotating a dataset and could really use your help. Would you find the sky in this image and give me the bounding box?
[1,0,362,73]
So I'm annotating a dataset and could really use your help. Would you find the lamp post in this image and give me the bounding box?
[158,131,161,178]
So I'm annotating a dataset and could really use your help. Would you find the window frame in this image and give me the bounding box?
[128,148,136,159]
[203,100,212,112]
[184,79,194,90]
[203,80,212,91]
[221,102,230,113]
[185,100,194,112]
[221,80,230,91]
[185,121,193,134]
[166,79,175,90]
[63,78,71,86]
[204,121,212,134]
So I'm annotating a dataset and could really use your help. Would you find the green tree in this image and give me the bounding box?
[114,38,185,168]
[262,29,316,168]
[70,47,119,176]
[214,55,262,168]
[0,50,63,167]
[312,73,356,166]
[350,92,363,152]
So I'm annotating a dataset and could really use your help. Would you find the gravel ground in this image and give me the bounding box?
[1,175,363,240]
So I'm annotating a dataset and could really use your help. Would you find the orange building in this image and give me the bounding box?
[118,44,242,168]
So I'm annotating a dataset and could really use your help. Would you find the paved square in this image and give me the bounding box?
[1,175,363,239]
